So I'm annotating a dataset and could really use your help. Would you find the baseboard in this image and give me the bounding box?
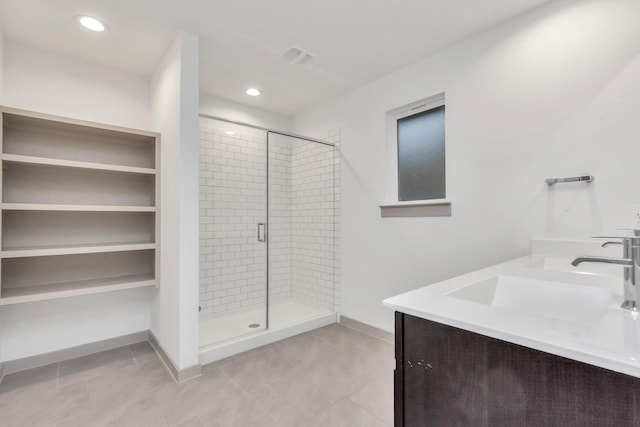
[0,331,149,377]
[0,330,201,384]
[148,331,201,383]
[340,316,394,343]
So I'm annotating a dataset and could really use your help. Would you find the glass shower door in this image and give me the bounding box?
[198,119,267,346]
[267,132,336,330]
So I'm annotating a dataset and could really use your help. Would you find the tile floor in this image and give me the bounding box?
[0,324,394,426]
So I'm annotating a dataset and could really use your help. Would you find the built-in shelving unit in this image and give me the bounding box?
[0,106,160,305]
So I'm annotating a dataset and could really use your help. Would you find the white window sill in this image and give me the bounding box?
[379,200,452,218]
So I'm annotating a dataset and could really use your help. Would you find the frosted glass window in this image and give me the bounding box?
[397,106,445,201]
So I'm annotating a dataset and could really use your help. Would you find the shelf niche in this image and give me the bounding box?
[0,106,160,304]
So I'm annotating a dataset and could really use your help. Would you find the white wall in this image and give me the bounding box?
[0,290,153,361]
[0,29,4,101]
[293,0,640,332]
[2,39,151,129]
[0,40,155,361]
[200,92,292,132]
[150,31,200,370]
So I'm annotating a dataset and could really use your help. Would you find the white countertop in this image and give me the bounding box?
[383,239,640,379]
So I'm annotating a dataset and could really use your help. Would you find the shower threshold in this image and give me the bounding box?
[199,299,337,365]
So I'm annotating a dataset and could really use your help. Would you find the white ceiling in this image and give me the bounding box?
[0,0,553,116]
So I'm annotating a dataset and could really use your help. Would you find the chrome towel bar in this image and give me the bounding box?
[545,175,594,185]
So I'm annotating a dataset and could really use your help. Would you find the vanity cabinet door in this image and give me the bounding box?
[396,313,488,426]
[487,339,640,427]
[396,312,640,427]
[486,339,554,426]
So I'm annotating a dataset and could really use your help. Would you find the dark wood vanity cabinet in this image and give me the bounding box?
[395,312,640,427]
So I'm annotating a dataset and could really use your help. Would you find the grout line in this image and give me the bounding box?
[126,344,138,367]
[54,380,93,426]
[150,393,170,427]
[347,395,393,427]
[308,395,354,424]
[216,364,249,395]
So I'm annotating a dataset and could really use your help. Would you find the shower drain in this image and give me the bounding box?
[248,323,260,329]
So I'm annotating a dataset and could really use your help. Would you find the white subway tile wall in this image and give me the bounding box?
[199,124,340,318]
[199,128,268,316]
[289,135,337,311]
[266,133,293,305]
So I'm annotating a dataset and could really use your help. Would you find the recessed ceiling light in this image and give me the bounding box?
[225,131,235,135]
[246,88,260,96]
[77,15,108,32]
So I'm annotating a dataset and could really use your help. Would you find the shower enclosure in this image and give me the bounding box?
[198,116,339,361]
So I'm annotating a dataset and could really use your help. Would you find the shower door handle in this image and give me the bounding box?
[257,223,266,242]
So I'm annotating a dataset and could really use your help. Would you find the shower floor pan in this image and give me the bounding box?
[199,299,337,365]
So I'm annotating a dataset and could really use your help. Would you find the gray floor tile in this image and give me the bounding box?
[129,341,160,365]
[0,381,90,427]
[270,332,336,370]
[270,359,353,417]
[175,417,206,427]
[201,355,235,373]
[152,367,245,425]
[358,335,395,360]
[298,398,389,427]
[314,341,391,394]
[202,344,272,373]
[219,347,295,393]
[57,393,168,427]
[349,376,394,426]
[0,362,58,402]
[312,324,382,349]
[86,357,174,407]
[198,385,308,427]
[104,394,169,427]
[269,326,395,418]
[58,346,136,387]
[230,343,274,360]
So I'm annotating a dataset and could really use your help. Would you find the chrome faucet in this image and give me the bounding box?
[572,236,640,311]
[601,241,622,248]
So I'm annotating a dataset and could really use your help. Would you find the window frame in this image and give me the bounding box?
[385,93,449,208]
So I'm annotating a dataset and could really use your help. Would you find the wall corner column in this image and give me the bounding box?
[150,30,200,374]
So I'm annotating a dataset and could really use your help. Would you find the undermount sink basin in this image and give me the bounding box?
[447,275,612,325]
[525,257,623,278]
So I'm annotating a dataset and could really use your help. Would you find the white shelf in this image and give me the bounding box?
[2,109,156,168]
[1,243,156,259]
[3,161,155,206]
[0,274,156,305]
[1,153,156,175]
[1,203,157,212]
[2,211,155,250]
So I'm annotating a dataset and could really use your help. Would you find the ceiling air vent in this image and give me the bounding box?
[280,46,314,65]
